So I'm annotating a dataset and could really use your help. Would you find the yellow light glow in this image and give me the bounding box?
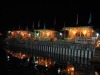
[70,67,74,71]
[11,32,14,35]
[63,27,94,39]
[83,30,87,35]
[46,32,50,36]
[73,31,76,34]
[68,69,70,72]
[96,40,100,47]
[35,30,55,41]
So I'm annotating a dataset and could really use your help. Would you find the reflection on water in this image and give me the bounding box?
[0,33,98,75]
[0,43,99,75]
[7,50,55,68]
[0,51,95,75]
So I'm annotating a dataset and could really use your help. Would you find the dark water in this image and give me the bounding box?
[0,47,59,75]
[0,48,92,75]
[0,36,100,75]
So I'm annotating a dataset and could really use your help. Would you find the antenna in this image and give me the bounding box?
[76,14,78,26]
[88,11,92,25]
[54,17,56,30]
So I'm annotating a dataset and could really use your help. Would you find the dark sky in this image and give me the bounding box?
[0,1,100,33]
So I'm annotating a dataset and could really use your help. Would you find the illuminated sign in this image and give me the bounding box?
[75,37,96,44]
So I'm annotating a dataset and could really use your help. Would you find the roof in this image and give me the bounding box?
[34,29,56,32]
[63,26,94,30]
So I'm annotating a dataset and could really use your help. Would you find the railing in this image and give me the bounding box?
[6,39,95,65]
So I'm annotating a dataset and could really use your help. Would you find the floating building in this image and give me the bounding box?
[63,26,94,38]
[6,26,98,65]
[34,29,57,41]
[7,30,34,40]
[62,26,96,44]
[5,13,100,66]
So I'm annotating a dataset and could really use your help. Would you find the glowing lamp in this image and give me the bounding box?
[28,33,31,36]
[60,32,62,36]
[35,60,38,64]
[58,68,61,73]
[8,31,11,33]
[68,69,70,72]
[96,33,99,37]
[70,67,74,71]
[27,58,30,62]
[73,31,76,34]
[83,30,87,35]
[37,33,39,36]
[11,32,14,35]
[17,31,20,33]
[45,64,48,67]
[21,33,24,36]
[22,54,25,57]
[47,32,50,36]
[7,56,9,59]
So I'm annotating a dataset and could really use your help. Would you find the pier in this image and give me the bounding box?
[7,40,95,65]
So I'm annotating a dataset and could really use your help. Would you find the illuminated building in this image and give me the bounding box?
[5,13,99,67]
[62,26,98,44]
[7,30,34,41]
[63,26,94,39]
[34,29,57,41]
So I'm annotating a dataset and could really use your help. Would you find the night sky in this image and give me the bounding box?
[0,1,100,33]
